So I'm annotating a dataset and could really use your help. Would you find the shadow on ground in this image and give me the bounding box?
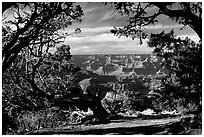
[28,124,179,135]
[26,115,193,135]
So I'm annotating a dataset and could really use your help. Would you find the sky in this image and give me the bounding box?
[2,2,200,55]
[62,2,200,55]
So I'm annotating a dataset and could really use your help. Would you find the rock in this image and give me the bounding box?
[140,109,155,115]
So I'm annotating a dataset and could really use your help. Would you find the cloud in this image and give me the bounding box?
[66,33,136,44]
[65,32,153,55]
[97,11,115,22]
[61,3,200,55]
[145,24,183,30]
[80,26,113,36]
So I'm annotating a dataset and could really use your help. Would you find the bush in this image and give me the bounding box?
[102,90,155,115]
[17,107,70,134]
[149,31,202,114]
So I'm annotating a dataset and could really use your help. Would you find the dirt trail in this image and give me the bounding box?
[27,116,182,135]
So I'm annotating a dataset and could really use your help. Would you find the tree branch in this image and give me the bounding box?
[151,2,202,39]
[8,69,33,93]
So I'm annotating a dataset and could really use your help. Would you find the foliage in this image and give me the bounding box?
[2,2,83,111]
[37,44,81,97]
[2,44,81,112]
[148,30,202,112]
[110,2,202,114]
[2,2,83,72]
[110,2,202,41]
[17,107,70,134]
[103,90,155,115]
[103,91,126,115]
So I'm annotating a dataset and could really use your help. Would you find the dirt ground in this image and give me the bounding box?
[27,116,197,135]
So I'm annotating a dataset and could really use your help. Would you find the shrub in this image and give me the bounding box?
[102,90,155,115]
[17,107,70,134]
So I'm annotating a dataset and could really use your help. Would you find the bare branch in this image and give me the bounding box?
[8,69,33,93]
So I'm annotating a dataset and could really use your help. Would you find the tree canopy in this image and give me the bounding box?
[149,30,202,111]
[2,2,83,73]
[111,2,202,113]
[111,2,202,41]
[2,2,202,134]
[2,4,112,132]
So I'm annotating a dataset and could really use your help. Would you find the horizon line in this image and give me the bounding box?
[71,53,154,56]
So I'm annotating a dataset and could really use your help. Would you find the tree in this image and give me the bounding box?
[54,86,110,122]
[37,44,81,98]
[148,31,202,112]
[2,2,83,108]
[3,43,80,104]
[2,2,83,73]
[2,3,83,134]
[2,42,83,134]
[110,2,202,41]
[110,2,202,113]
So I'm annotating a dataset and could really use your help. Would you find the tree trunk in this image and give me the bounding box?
[54,94,110,120]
